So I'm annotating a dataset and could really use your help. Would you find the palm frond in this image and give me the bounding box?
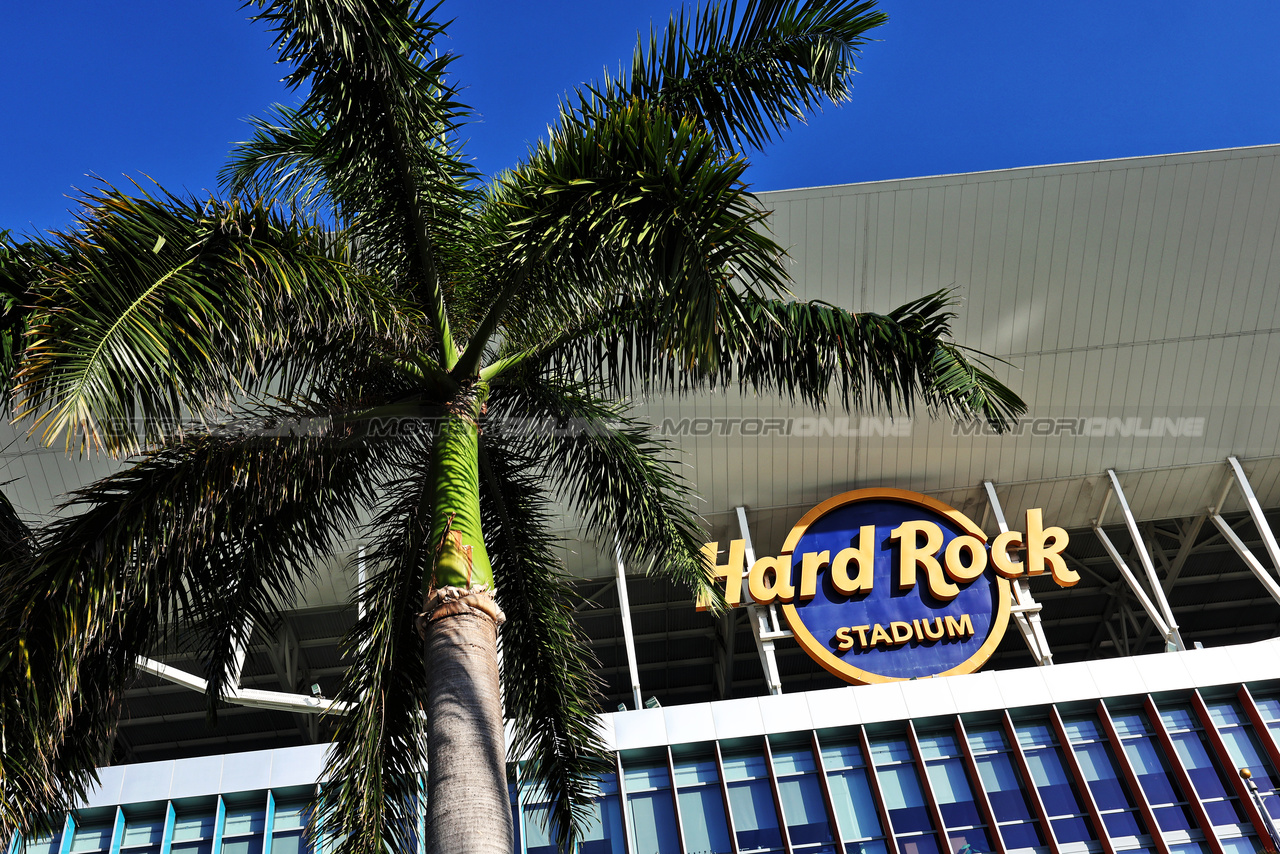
[0,424,398,839]
[319,445,435,854]
[478,437,610,852]
[478,101,787,377]
[503,290,1025,432]
[590,0,887,152]
[219,105,337,217]
[489,378,714,601]
[245,0,479,360]
[13,187,419,454]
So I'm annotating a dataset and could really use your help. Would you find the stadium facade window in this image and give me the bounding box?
[917,731,993,854]
[1060,716,1151,849]
[818,738,890,854]
[1012,721,1097,846]
[673,753,733,854]
[623,761,682,854]
[769,738,837,854]
[722,745,786,854]
[869,734,941,854]
[964,725,1047,853]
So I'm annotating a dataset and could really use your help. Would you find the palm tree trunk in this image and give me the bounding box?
[423,588,511,854]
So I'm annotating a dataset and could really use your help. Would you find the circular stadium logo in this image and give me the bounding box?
[696,487,1074,685]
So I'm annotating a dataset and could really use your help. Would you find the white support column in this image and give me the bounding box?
[1228,456,1280,575]
[735,506,788,696]
[1095,470,1183,650]
[614,542,643,710]
[983,481,1054,665]
[226,616,256,689]
[1209,457,1280,607]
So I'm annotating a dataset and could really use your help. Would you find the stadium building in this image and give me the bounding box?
[8,144,1280,854]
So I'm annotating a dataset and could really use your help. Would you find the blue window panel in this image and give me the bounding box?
[967,729,1009,754]
[580,795,625,854]
[917,735,960,762]
[826,767,884,842]
[170,815,214,854]
[723,755,771,783]
[773,747,819,776]
[677,786,733,854]
[973,753,1034,823]
[876,765,933,835]
[1218,837,1261,854]
[1047,815,1093,844]
[1073,741,1138,812]
[222,807,266,854]
[1151,805,1195,833]
[121,816,163,854]
[823,744,868,771]
[778,772,835,846]
[844,840,888,854]
[1120,736,1182,807]
[69,825,113,854]
[1167,844,1210,854]
[625,764,681,854]
[1022,748,1085,819]
[947,826,992,854]
[674,759,722,788]
[925,759,982,829]
[871,740,916,765]
[726,778,784,854]
[24,831,63,854]
[522,804,558,854]
[1099,810,1143,838]
[222,839,265,854]
[998,821,1045,850]
[896,836,941,854]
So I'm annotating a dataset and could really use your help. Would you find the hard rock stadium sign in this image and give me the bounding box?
[697,489,1077,685]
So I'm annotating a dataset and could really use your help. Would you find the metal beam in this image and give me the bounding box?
[1096,470,1184,649]
[613,541,643,710]
[984,481,1054,665]
[1229,456,1280,574]
[736,506,785,695]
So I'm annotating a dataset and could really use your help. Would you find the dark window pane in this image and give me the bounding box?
[1152,804,1194,832]
[998,822,1044,849]
[846,840,888,854]
[899,836,941,854]
[221,840,263,854]
[948,827,991,854]
[1048,815,1093,844]
[170,844,212,854]
[986,790,1032,824]
[1202,798,1245,826]
[1100,810,1142,837]
[1037,783,1081,818]
[939,802,982,829]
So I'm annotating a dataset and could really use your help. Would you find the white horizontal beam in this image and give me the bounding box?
[135,657,351,716]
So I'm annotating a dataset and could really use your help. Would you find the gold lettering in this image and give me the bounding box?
[798,550,830,601]
[830,526,877,595]
[921,617,945,640]
[890,621,914,644]
[697,540,745,610]
[912,618,923,640]
[890,521,960,601]
[835,627,854,651]
[944,614,975,638]
[991,530,1026,578]
[748,556,796,605]
[869,624,893,646]
[944,535,988,582]
[1025,508,1077,587]
[851,625,871,647]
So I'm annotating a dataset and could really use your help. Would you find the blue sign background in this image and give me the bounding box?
[785,498,1000,680]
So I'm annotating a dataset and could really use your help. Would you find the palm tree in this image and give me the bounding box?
[0,2,1024,853]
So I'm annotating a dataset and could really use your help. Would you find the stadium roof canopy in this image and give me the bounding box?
[6,144,1280,762]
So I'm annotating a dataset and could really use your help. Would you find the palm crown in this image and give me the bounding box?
[0,2,1024,853]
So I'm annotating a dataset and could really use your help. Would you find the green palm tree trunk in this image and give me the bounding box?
[421,383,512,853]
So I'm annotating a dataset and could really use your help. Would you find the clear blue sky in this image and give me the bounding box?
[4,1,1279,236]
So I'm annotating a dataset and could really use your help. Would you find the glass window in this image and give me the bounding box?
[1014,722,1095,845]
[1207,700,1280,820]
[171,814,215,854]
[723,751,785,854]
[271,801,312,854]
[624,763,681,854]
[22,830,64,854]
[69,824,113,854]
[917,732,992,854]
[120,817,163,854]
[673,757,732,854]
[820,741,889,854]
[580,776,627,854]
[1062,716,1149,844]
[869,736,939,854]
[1157,706,1248,829]
[221,806,265,854]
[772,744,836,852]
